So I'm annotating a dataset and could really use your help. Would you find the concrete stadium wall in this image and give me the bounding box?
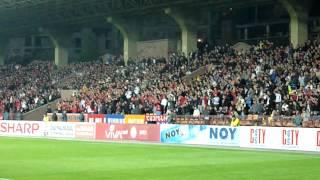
[60,90,79,100]
[136,39,176,60]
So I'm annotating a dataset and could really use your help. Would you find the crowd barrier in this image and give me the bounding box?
[171,115,320,128]
[46,113,169,124]
[45,113,320,128]
[0,120,319,152]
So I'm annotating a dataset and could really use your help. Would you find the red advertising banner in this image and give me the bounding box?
[145,114,168,124]
[88,114,106,123]
[96,123,160,142]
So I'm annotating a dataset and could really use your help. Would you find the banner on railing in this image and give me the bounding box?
[160,124,240,146]
[47,113,88,122]
[95,123,160,141]
[172,116,210,125]
[106,114,125,124]
[145,114,168,124]
[124,115,145,124]
[88,114,106,123]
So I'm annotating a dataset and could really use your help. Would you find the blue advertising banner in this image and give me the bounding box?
[106,114,125,124]
[160,125,240,146]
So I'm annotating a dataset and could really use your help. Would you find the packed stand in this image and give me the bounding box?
[57,40,320,123]
[0,61,98,119]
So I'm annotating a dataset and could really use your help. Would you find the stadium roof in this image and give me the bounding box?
[0,0,313,35]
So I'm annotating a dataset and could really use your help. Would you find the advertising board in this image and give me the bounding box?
[88,114,106,123]
[145,114,168,124]
[106,114,125,124]
[160,125,240,146]
[45,122,75,138]
[124,115,145,124]
[0,121,45,137]
[96,123,160,142]
[75,123,96,139]
[240,127,320,152]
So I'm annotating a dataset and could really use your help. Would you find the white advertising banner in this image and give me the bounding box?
[75,123,96,139]
[0,121,96,140]
[240,126,320,152]
[0,120,45,137]
[45,122,76,138]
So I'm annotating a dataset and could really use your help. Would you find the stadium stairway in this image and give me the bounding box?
[23,99,60,121]
[23,90,77,121]
[182,64,215,84]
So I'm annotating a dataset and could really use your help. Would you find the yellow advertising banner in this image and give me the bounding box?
[124,115,145,124]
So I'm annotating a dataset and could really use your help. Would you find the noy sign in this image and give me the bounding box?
[210,127,237,140]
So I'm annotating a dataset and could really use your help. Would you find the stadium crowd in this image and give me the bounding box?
[56,40,320,120]
[0,61,99,119]
[1,39,320,121]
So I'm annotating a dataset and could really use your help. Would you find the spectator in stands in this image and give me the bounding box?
[62,111,67,122]
[231,114,240,127]
[52,112,58,122]
[43,114,49,122]
[294,112,303,127]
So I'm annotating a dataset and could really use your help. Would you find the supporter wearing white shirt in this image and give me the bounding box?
[212,96,220,106]
[80,99,85,109]
[125,90,132,99]
[34,96,39,105]
[134,86,140,95]
[255,65,261,75]
[275,91,282,104]
[161,97,168,107]
[21,100,27,111]
[299,75,305,87]
[193,107,200,117]
[282,103,289,112]
[86,105,94,113]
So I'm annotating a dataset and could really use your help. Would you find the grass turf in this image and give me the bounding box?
[0,137,319,180]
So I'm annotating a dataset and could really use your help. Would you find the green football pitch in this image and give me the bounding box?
[0,137,319,180]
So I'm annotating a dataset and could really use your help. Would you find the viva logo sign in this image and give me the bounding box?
[105,125,128,139]
[210,127,237,140]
